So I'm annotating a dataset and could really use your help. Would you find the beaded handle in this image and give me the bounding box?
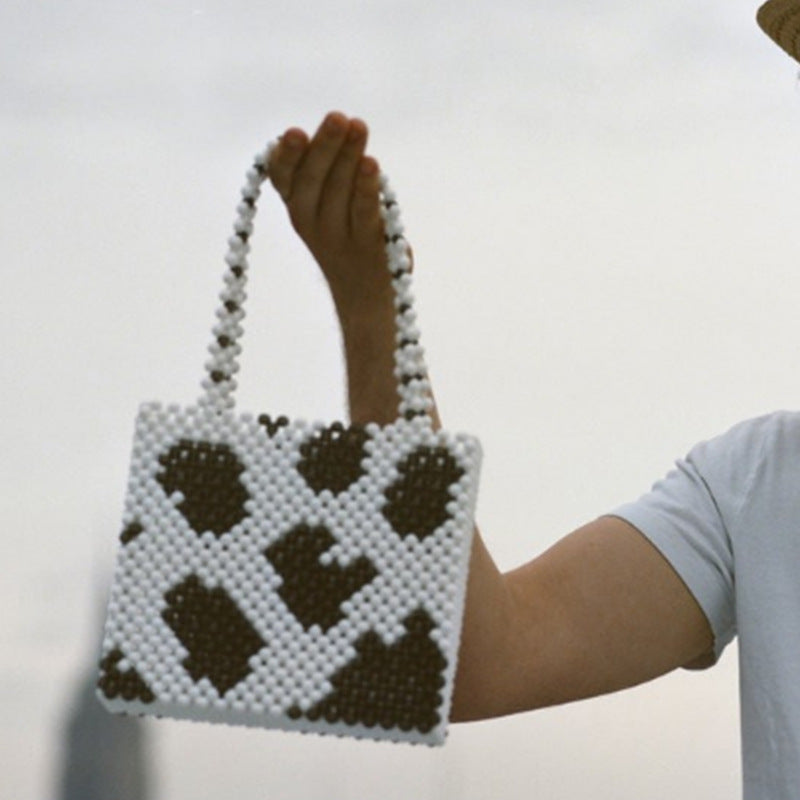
[198,141,434,423]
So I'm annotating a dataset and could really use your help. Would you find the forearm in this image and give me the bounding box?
[267,112,519,723]
[338,305,516,722]
[339,301,409,427]
[271,113,715,733]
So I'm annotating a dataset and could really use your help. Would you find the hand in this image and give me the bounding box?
[268,111,396,320]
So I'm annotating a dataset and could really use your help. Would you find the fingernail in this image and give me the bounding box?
[284,131,304,149]
[325,114,346,135]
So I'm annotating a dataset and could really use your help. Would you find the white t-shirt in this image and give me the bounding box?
[610,411,800,798]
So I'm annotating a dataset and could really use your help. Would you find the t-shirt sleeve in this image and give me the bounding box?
[609,431,742,665]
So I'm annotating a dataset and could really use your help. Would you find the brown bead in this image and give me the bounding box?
[382,446,464,540]
[162,574,265,695]
[97,648,155,704]
[297,422,370,495]
[119,520,144,545]
[156,439,250,537]
[264,524,377,631]
[294,608,445,733]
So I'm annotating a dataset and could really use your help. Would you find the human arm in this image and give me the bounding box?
[267,112,715,722]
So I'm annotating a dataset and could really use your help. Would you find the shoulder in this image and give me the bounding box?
[694,409,800,452]
[687,410,800,494]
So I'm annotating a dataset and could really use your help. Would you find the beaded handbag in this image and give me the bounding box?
[96,142,482,746]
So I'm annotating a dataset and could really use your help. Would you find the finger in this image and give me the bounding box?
[290,111,350,227]
[350,155,384,250]
[268,127,308,202]
[318,117,369,235]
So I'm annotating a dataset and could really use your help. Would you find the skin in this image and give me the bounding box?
[267,111,715,722]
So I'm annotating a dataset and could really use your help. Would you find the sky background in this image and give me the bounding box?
[3,0,800,797]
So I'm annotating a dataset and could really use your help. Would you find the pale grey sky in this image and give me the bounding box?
[2,1,799,798]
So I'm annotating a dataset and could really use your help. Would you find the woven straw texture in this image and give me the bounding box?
[758,0,800,63]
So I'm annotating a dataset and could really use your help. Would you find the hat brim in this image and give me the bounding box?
[757,0,800,64]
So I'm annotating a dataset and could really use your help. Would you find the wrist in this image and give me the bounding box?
[336,301,399,426]
[335,294,396,343]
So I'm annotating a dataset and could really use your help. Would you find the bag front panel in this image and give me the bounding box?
[98,401,481,744]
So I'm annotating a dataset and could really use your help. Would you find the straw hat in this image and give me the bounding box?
[757,0,800,63]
